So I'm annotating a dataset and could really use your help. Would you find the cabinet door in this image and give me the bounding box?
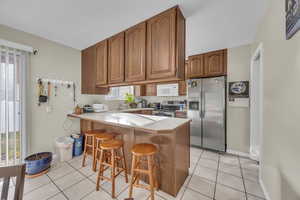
[147,8,176,80]
[179,81,187,96]
[95,40,108,86]
[187,55,205,78]
[204,50,225,76]
[145,84,157,96]
[108,32,125,84]
[125,22,146,82]
[82,46,96,94]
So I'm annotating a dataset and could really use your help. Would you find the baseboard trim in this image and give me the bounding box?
[226,149,250,158]
[259,178,271,200]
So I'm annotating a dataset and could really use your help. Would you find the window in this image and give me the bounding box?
[0,46,27,166]
[105,86,134,100]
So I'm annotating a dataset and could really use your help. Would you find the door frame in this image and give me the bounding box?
[250,43,264,165]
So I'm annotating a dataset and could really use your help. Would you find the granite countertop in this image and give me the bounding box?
[68,112,190,133]
[120,108,154,112]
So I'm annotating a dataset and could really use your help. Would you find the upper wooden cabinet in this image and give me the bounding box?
[147,7,185,81]
[81,46,109,95]
[95,40,108,86]
[108,32,125,84]
[125,22,146,82]
[187,55,205,78]
[204,50,227,76]
[187,49,227,79]
[81,6,185,93]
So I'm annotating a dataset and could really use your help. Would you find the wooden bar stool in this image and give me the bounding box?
[129,143,158,200]
[82,129,114,171]
[96,139,128,198]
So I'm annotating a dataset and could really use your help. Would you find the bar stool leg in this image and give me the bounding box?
[121,146,128,183]
[92,137,97,172]
[96,149,104,191]
[153,155,158,190]
[82,136,88,167]
[129,155,136,198]
[111,149,116,198]
[148,155,155,200]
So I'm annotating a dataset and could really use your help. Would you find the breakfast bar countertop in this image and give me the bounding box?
[68,112,190,134]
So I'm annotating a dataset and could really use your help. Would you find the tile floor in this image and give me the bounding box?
[6,147,266,200]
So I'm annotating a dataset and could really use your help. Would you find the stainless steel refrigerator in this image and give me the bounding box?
[187,76,226,152]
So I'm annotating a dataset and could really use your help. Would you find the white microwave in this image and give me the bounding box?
[157,83,179,97]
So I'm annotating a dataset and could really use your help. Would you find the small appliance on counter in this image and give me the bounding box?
[92,104,107,112]
[83,105,94,113]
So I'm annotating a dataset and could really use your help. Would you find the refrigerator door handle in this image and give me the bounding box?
[203,92,206,118]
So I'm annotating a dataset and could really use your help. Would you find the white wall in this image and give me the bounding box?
[0,24,105,154]
[252,0,300,199]
[227,44,251,154]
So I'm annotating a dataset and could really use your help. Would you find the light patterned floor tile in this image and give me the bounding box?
[47,163,75,180]
[48,193,67,200]
[194,166,217,181]
[63,179,95,200]
[219,162,242,177]
[182,188,212,200]
[187,175,215,198]
[23,175,51,194]
[198,158,218,170]
[220,155,240,166]
[23,182,60,200]
[82,190,112,200]
[217,172,244,192]
[54,171,85,190]
[118,187,149,200]
[101,175,129,197]
[201,151,219,161]
[215,184,246,200]
[244,179,265,199]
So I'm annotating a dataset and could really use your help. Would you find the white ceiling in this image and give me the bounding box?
[0,0,266,55]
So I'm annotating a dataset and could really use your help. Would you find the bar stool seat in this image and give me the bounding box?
[95,133,115,141]
[131,143,157,156]
[100,139,123,150]
[129,143,158,200]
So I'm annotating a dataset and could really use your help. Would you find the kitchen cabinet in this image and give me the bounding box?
[179,81,187,96]
[134,85,146,97]
[187,49,227,78]
[145,84,157,96]
[108,32,125,84]
[204,49,227,76]
[81,46,109,94]
[95,40,108,86]
[147,7,185,81]
[125,22,146,82]
[81,6,186,91]
[187,55,205,78]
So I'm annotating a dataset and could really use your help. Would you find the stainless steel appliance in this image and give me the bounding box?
[187,76,226,152]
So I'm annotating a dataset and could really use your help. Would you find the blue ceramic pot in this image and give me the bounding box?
[24,152,52,175]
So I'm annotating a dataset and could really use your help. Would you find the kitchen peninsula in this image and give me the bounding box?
[68,112,190,196]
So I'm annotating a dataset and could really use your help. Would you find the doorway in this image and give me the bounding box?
[250,44,263,162]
